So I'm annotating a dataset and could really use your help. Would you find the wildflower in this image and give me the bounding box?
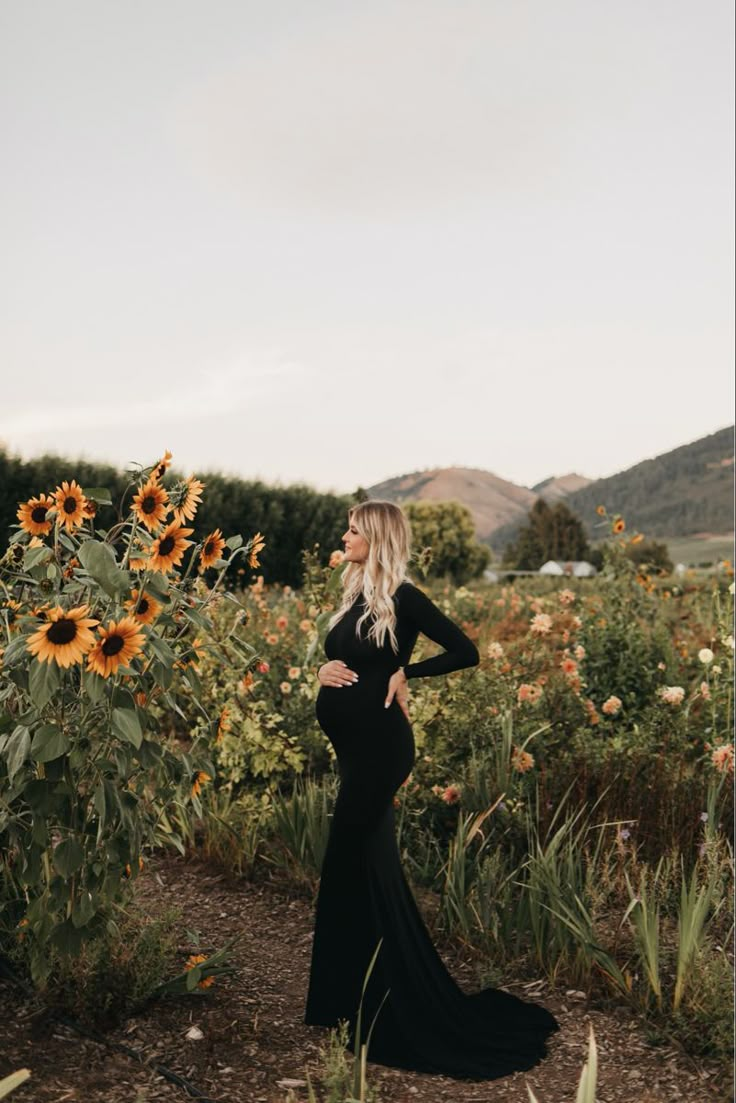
[172,476,205,524]
[574,644,586,660]
[27,604,98,668]
[560,657,578,676]
[276,615,288,630]
[239,672,254,693]
[711,744,734,774]
[213,707,232,744]
[191,771,211,799]
[596,505,606,516]
[265,633,279,645]
[299,618,313,633]
[441,785,461,804]
[288,666,301,679]
[53,480,88,533]
[280,680,292,694]
[329,549,345,567]
[700,811,709,823]
[584,698,600,725]
[602,695,622,716]
[511,747,535,773]
[658,685,685,706]
[184,953,215,989]
[125,589,162,625]
[612,517,625,534]
[558,589,575,606]
[486,641,504,660]
[199,528,226,572]
[530,613,553,635]
[249,532,266,569]
[148,522,194,573]
[712,664,722,675]
[698,648,714,665]
[657,661,666,671]
[619,827,631,841]
[87,617,146,678]
[700,681,711,701]
[724,635,735,651]
[17,493,54,537]
[131,479,169,532]
[517,683,542,705]
[257,661,270,674]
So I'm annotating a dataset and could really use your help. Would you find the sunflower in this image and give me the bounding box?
[27,605,99,668]
[248,532,266,568]
[596,505,606,516]
[199,528,226,572]
[124,589,162,625]
[53,481,88,533]
[151,449,173,482]
[172,477,205,524]
[630,533,644,545]
[131,479,170,532]
[185,953,215,989]
[17,493,54,536]
[87,616,146,679]
[612,517,626,534]
[2,599,23,633]
[191,770,212,799]
[147,522,193,573]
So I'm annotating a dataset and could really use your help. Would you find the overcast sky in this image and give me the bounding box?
[1,0,733,494]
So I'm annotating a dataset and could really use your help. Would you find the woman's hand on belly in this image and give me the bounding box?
[384,667,410,720]
[317,659,360,688]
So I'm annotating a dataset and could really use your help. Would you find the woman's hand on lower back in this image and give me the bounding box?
[385,667,410,720]
[318,660,359,687]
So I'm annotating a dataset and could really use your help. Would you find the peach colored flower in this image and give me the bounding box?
[280,681,292,694]
[257,661,270,674]
[711,744,734,773]
[560,657,578,676]
[658,685,685,706]
[441,784,461,804]
[530,613,553,635]
[276,615,288,630]
[511,747,535,773]
[517,683,542,705]
[329,549,345,567]
[699,681,711,700]
[299,619,313,633]
[574,645,586,660]
[558,589,575,606]
[602,695,622,716]
[486,641,504,660]
[288,666,301,679]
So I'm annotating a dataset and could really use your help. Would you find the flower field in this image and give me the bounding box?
[0,463,733,1100]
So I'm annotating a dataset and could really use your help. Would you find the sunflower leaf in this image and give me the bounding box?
[4,725,31,782]
[2,634,29,669]
[83,488,113,506]
[29,660,62,711]
[78,541,129,598]
[53,839,84,879]
[31,724,69,763]
[225,535,243,551]
[111,707,143,750]
[23,545,53,570]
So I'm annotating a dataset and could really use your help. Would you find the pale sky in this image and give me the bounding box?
[1,0,733,494]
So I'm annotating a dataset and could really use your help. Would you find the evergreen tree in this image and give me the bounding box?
[503,499,591,570]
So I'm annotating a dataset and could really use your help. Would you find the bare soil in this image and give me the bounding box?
[0,855,729,1103]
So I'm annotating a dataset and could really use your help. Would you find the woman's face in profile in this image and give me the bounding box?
[341,516,369,563]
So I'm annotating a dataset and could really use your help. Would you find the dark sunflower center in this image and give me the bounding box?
[204,541,214,557]
[48,619,77,645]
[31,506,48,523]
[142,495,157,515]
[158,536,175,556]
[63,496,77,515]
[102,634,125,657]
[138,598,150,614]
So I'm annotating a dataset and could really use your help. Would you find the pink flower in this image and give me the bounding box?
[700,681,711,701]
[257,661,270,674]
[530,613,553,635]
[658,685,685,706]
[329,549,345,568]
[558,589,576,606]
[441,785,461,805]
[517,683,542,705]
[602,695,622,716]
[276,615,288,630]
[560,657,578,676]
[574,645,586,660]
[279,681,292,694]
[711,744,734,773]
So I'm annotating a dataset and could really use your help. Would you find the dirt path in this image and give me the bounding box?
[0,855,727,1103]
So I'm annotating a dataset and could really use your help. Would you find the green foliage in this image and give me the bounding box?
[502,499,592,570]
[403,500,491,583]
[624,539,673,574]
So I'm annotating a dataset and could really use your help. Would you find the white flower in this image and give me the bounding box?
[729,581,735,595]
[698,648,714,665]
[486,641,504,660]
[724,635,734,651]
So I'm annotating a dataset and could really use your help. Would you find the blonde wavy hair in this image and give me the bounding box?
[327,500,412,653]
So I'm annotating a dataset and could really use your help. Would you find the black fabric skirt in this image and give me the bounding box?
[304,681,559,1079]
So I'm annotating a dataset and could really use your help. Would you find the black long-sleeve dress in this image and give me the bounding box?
[303,580,559,1079]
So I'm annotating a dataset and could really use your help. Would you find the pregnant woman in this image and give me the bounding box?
[303,500,559,1079]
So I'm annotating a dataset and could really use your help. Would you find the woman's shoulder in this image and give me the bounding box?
[392,579,424,603]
